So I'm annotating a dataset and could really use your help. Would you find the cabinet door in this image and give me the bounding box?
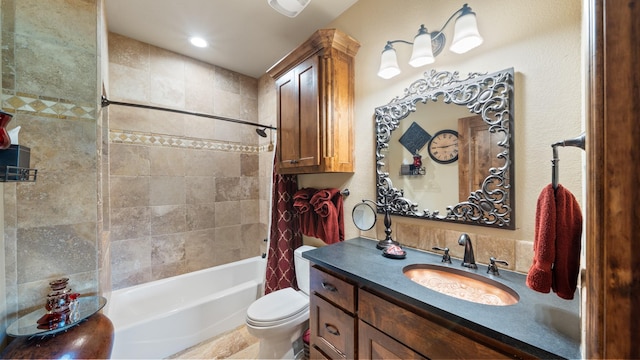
[310,294,356,359]
[276,56,320,171]
[359,320,427,360]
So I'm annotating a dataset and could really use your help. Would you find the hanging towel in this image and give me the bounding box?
[526,184,556,294]
[293,188,318,238]
[526,184,582,300]
[310,188,345,244]
[552,184,583,300]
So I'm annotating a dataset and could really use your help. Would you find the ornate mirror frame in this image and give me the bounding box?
[374,67,515,229]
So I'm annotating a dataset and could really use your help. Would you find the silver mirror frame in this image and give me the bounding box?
[374,68,515,229]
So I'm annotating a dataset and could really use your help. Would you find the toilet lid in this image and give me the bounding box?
[247,288,308,325]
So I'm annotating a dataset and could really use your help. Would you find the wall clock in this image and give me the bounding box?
[427,129,459,164]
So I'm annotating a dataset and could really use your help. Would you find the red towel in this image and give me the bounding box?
[526,184,582,300]
[552,184,583,299]
[294,188,317,237]
[310,188,345,244]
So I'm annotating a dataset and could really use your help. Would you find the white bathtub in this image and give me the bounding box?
[104,257,265,359]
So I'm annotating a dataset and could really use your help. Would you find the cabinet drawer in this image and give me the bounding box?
[359,289,522,359]
[310,266,356,313]
[310,294,356,359]
[359,320,427,360]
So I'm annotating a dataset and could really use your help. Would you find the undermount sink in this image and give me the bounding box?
[403,264,520,306]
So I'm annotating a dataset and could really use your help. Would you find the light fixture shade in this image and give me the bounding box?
[449,11,483,54]
[377,47,401,79]
[267,0,310,18]
[409,31,435,67]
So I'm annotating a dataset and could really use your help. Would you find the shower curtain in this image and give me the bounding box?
[265,153,302,294]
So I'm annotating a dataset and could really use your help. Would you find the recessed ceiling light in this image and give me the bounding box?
[189,37,208,48]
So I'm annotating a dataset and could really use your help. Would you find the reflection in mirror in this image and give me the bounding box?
[352,201,377,231]
[374,68,515,229]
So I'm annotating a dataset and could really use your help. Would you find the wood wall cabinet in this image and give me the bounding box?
[267,29,360,174]
[309,264,533,360]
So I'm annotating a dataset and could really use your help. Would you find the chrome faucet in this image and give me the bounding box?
[458,233,477,269]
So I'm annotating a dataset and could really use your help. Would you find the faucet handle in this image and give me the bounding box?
[487,257,509,275]
[432,247,451,264]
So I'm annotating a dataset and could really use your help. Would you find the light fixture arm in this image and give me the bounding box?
[382,39,414,51]
[434,3,471,36]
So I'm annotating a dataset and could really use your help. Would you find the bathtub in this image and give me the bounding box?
[104,256,265,359]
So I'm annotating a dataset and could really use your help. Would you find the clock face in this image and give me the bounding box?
[427,129,459,164]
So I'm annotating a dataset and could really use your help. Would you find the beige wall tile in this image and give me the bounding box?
[16,223,98,283]
[150,176,186,206]
[108,32,150,71]
[151,233,186,265]
[109,62,150,103]
[149,146,185,176]
[213,88,242,120]
[149,73,186,109]
[108,33,266,289]
[185,176,216,204]
[150,205,187,236]
[215,201,242,227]
[110,176,150,208]
[110,144,150,176]
[149,46,185,80]
[186,204,216,231]
[185,58,215,114]
[110,207,151,241]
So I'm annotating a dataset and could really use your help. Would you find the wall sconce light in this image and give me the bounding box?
[377,3,483,79]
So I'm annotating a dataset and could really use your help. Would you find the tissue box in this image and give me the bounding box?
[0,145,30,169]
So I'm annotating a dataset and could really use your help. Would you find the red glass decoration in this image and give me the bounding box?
[0,111,13,150]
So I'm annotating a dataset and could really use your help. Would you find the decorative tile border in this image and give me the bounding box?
[2,90,96,120]
[109,129,269,153]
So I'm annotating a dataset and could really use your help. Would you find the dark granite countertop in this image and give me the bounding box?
[303,237,581,359]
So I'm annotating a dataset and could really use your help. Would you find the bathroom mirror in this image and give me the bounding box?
[374,68,515,229]
[352,201,377,231]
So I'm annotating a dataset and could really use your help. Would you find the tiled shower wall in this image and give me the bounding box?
[1,0,101,339]
[107,33,271,290]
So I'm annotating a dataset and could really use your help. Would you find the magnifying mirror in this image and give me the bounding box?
[352,200,377,231]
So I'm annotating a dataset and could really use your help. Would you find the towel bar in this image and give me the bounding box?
[551,132,585,189]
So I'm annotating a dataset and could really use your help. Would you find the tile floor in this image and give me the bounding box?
[166,325,259,359]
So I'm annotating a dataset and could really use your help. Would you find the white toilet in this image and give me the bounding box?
[246,245,316,359]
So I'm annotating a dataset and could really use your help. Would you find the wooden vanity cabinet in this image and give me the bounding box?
[267,29,360,174]
[309,264,535,360]
[309,266,357,359]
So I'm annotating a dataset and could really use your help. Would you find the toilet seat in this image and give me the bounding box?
[246,288,308,327]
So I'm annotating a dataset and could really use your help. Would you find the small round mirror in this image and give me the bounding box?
[352,201,377,231]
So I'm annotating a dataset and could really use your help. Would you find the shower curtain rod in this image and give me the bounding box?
[101,96,277,131]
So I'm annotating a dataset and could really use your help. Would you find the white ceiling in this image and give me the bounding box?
[105,0,358,78]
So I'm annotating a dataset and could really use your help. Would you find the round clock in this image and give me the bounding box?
[427,129,459,164]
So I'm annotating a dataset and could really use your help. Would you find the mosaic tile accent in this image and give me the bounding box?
[1,90,96,120]
[109,129,270,153]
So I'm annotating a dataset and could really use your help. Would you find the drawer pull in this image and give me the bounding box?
[321,282,338,292]
[324,323,340,336]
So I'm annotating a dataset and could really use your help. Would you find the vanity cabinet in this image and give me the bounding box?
[267,29,360,174]
[309,266,357,359]
[310,264,533,360]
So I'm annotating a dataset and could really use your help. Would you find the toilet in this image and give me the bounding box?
[246,245,316,359]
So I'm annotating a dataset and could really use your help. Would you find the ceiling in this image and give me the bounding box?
[105,0,358,78]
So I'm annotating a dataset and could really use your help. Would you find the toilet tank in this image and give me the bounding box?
[294,245,316,295]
